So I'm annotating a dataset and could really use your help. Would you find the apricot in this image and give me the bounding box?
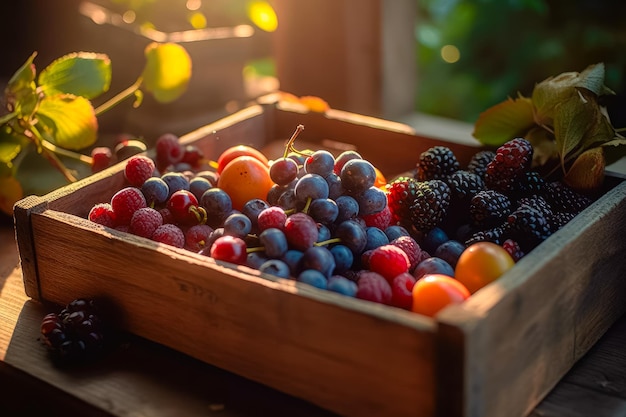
[216,145,269,174]
[217,155,274,211]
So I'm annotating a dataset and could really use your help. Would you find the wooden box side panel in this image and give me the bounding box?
[30,211,437,417]
[437,181,626,417]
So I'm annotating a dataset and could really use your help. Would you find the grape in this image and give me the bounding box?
[270,157,299,186]
[364,226,390,251]
[200,188,233,227]
[297,269,328,289]
[356,186,387,216]
[259,228,289,258]
[161,172,190,198]
[335,195,360,223]
[141,177,169,207]
[304,150,335,177]
[241,198,270,232]
[334,150,362,175]
[308,198,339,224]
[327,275,358,297]
[223,212,253,238]
[259,259,291,278]
[281,249,304,276]
[301,246,336,278]
[294,173,329,205]
[340,158,376,194]
[325,172,344,200]
[334,219,368,255]
[189,177,213,200]
[329,244,354,273]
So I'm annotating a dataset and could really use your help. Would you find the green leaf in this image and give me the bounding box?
[532,62,613,125]
[38,52,111,100]
[472,95,535,146]
[524,126,558,167]
[141,42,192,103]
[5,52,40,117]
[552,90,596,166]
[35,94,98,150]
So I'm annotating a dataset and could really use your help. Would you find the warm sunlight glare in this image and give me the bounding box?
[441,44,460,63]
[186,0,202,11]
[247,1,278,32]
[122,10,136,24]
[189,11,207,29]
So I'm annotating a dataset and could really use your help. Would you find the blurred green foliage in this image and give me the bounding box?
[415,0,626,126]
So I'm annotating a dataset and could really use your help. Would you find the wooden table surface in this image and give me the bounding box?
[1,216,625,417]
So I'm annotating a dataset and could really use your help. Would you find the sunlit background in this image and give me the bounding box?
[0,0,624,134]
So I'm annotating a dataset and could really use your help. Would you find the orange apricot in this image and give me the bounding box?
[217,155,274,211]
[216,145,269,174]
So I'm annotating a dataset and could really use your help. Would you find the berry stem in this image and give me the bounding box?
[283,124,306,158]
[94,77,144,117]
[314,237,342,247]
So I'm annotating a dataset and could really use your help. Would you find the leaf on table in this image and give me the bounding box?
[141,42,192,103]
[563,147,605,192]
[35,94,98,150]
[472,95,535,146]
[38,52,112,100]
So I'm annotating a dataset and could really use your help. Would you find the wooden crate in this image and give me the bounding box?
[13,98,626,417]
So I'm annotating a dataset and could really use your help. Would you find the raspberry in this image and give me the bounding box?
[467,150,496,180]
[355,270,393,305]
[155,133,184,171]
[151,223,185,248]
[484,138,533,193]
[110,187,147,224]
[386,176,420,224]
[257,206,288,231]
[408,179,451,232]
[91,146,115,173]
[390,235,423,272]
[415,146,459,181]
[361,204,392,230]
[390,272,416,310]
[367,244,410,283]
[124,155,156,187]
[88,203,117,227]
[469,189,512,228]
[502,239,524,262]
[129,207,163,238]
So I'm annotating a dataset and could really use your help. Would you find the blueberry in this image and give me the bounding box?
[423,227,449,253]
[434,240,466,269]
[259,259,291,279]
[327,275,358,297]
[297,269,328,289]
[413,256,455,279]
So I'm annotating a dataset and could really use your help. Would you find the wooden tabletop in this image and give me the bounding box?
[1,216,625,417]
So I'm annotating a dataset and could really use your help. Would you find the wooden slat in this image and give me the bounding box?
[437,181,626,417]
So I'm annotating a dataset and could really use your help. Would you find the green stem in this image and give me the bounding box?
[0,111,17,126]
[94,77,143,117]
[40,140,93,165]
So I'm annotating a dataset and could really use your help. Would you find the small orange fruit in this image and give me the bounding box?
[216,145,269,174]
[454,242,515,294]
[411,274,470,317]
[217,155,274,211]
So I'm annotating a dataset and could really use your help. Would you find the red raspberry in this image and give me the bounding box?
[484,138,533,193]
[91,147,115,173]
[129,207,163,238]
[361,204,392,230]
[502,238,524,262]
[88,203,116,227]
[367,244,410,283]
[390,235,423,272]
[257,206,288,231]
[390,272,416,310]
[110,187,147,224]
[184,224,214,252]
[151,223,185,248]
[155,133,184,171]
[124,155,156,187]
[355,271,392,305]
[386,177,420,224]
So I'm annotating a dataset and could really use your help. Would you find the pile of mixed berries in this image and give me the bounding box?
[82,131,596,315]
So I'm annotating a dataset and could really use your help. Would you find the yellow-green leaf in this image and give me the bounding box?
[524,126,558,167]
[38,52,111,100]
[35,94,98,150]
[472,95,535,146]
[141,42,192,103]
[6,52,37,97]
[553,90,596,166]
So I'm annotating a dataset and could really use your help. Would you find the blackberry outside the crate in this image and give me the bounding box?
[386,176,421,224]
[409,179,451,232]
[467,150,496,180]
[469,189,512,228]
[415,146,460,181]
[544,181,594,214]
[484,138,533,193]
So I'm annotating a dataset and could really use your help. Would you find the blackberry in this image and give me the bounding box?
[465,223,510,246]
[544,181,594,214]
[516,195,553,218]
[386,176,420,224]
[511,171,547,198]
[446,170,484,202]
[408,180,451,232]
[507,205,552,249]
[467,150,496,180]
[484,138,533,193]
[548,210,577,233]
[415,146,460,181]
[469,189,512,228]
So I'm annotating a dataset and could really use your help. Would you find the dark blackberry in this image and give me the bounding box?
[511,171,547,198]
[507,205,552,249]
[467,150,496,179]
[415,146,460,181]
[386,176,420,224]
[516,195,553,218]
[465,223,510,246]
[408,179,451,232]
[469,189,512,228]
[446,170,484,202]
[484,138,533,193]
[548,210,577,233]
[544,181,594,214]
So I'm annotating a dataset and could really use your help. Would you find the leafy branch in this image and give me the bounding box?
[0,42,192,215]
[472,63,626,192]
